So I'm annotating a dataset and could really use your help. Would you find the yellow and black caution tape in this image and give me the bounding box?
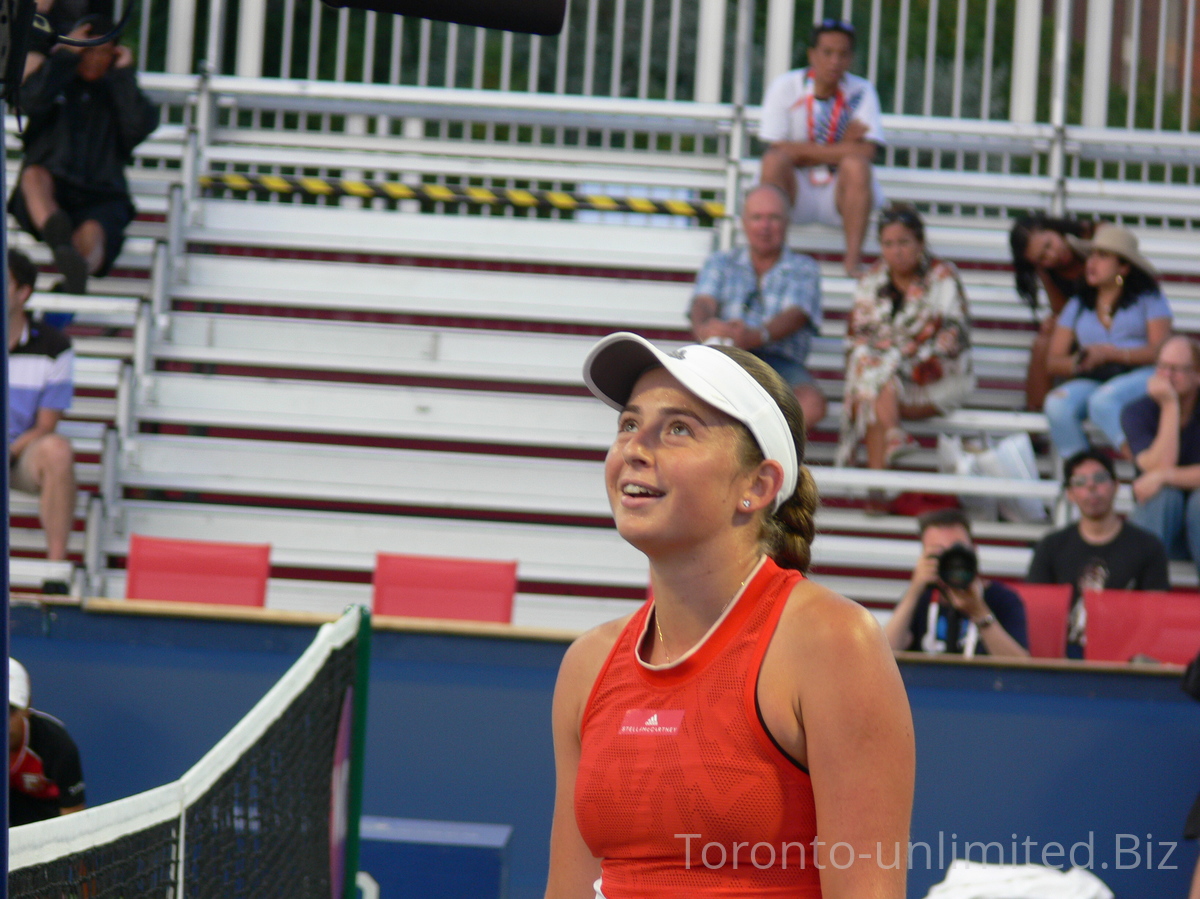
[198,172,725,220]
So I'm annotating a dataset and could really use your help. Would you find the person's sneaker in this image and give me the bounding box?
[42,210,88,295]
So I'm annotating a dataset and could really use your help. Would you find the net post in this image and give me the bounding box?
[342,605,372,899]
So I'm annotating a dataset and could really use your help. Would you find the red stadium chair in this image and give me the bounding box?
[372,553,517,623]
[125,534,271,607]
[1084,589,1200,665]
[1015,584,1072,659]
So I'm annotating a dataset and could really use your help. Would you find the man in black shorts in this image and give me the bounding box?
[9,657,85,825]
[9,14,158,294]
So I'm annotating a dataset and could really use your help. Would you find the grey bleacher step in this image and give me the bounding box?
[27,293,140,324]
[186,198,714,272]
[117,434,1067,522]
[100,498,1042,588]
[10,527,86,556]
[171,261,694,332]
[132,371,1049,455]
[10,231,156,275]
[157,309,1041,381]
[10,558,76,593]
[815,507,1053,544]
[11,477,99,513]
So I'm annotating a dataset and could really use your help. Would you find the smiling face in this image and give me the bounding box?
[1023,228,1074,271]
[604,366,755,556]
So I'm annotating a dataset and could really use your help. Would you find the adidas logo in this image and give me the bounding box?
[620,708,684,735]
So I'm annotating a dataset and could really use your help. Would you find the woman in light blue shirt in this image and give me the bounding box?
[1043,225,1172,458]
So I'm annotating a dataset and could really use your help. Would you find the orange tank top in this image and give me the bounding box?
[574,557,822,898]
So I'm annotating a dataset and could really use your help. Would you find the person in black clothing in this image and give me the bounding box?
[9,13,158,294]
[1026,448,1170,657]
[885,508,1029,658]
[8,658,85,826]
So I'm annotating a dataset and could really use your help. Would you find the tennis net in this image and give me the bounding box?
[9,606,371,899]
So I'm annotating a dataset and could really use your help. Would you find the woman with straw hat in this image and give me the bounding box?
[1044,224,1173,459]
[545,332,914,898]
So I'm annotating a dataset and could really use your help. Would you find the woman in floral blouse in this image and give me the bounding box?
[836,205,975,477]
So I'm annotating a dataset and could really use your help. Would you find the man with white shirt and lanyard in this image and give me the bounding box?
[758,18,885,276]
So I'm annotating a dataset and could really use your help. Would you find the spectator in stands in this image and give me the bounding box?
[41,0,112,31]
[1026,448,1170,657]
[1009,214,1095,411]
[1043,224,1172,460]
[1121,334,1200,579]
[835,205,974,490]
[547,332,913,897]
[758,18,884,276]
[9,13,158,295]
[689,184,827,431]
[7,248,76,570]
[9,657,85,826]
[885,508,1029,658]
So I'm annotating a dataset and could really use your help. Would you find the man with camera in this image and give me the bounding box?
[885,508,1029,658]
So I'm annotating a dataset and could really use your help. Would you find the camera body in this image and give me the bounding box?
[937,543,978,591]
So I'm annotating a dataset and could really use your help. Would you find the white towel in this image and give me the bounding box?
[923,860,1114,899]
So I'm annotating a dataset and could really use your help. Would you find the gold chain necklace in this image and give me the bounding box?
[654,574,750,664]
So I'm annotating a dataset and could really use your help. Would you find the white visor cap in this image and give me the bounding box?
[9,658,30,710]
[583,332,798,511]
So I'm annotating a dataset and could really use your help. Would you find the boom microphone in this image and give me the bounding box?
[321,0,568,36]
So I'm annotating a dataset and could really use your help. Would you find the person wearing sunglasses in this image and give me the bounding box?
[1026,448,1169,657]
[1121,335,1200,580]
[758,18,884,276]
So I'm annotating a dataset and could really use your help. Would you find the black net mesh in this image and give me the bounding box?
[183,640,358,899]
[10,631,359,899]
[9,819,178,899]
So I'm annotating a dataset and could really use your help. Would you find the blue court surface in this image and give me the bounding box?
[13,602,1198,898]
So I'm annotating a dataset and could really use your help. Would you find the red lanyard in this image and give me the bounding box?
[800,72,846,144]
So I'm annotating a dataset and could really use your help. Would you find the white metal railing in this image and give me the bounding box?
[97,0,1200,231]
[115,0,1200,133]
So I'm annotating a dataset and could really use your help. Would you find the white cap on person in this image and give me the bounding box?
[9,658,30,710]
[582,331,798,511]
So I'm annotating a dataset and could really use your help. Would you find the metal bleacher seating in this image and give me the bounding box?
[3,90,191,592]
[6,73,1188,625]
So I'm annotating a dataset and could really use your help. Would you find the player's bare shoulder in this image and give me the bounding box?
[776,576,889,662]
[554,613,635,709]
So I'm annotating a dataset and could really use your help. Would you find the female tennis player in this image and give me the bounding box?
[545,332,915,898]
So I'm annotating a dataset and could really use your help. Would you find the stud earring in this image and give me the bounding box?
[1115,273,1124,288]
[742,499,751,508]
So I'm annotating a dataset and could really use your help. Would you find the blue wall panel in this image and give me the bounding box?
[11,604,1200,899]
